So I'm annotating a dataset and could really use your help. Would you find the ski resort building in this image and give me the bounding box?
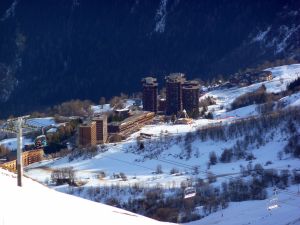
[78,121,97,147]
[182,80,200,117]
[108,111,155,141]
[165,73,186,115]
[0,148,44,172]
[93,116,108,144]
[158,98,166,113]
[142,77,158,113]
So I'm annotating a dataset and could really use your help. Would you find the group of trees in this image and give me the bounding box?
[68,145,102,161]
[27,91,133,119]
[231,85,278,110]
[50,167,76,185]
[199,96,216,118]
[130,107,300,168]
[284,134,300,158]
[51,99,93,117]
[44,119,81,154]
[236,58,299,76]
[287,77,300,93]
[51,106,299,223]
[63,160,300,223]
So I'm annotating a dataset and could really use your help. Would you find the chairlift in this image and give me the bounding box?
[267,199,279,210]
[184,187,196,199]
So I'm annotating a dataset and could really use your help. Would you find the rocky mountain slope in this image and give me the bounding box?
[0,0,299,117]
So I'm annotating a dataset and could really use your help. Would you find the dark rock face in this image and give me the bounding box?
[0,0,299,117]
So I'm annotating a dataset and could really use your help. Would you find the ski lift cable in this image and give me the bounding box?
[101,155,156,172]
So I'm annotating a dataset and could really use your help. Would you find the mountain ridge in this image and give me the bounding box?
[0,0,299,117]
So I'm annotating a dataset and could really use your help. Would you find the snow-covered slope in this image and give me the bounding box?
[208,64,300,119]
[9,64,300,224]
[26,117,56,127]
[0,169,175,225]
[0,137,33,151]
[185,187,300,225]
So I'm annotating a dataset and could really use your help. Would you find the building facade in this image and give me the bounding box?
[0,149,44,172]
[165,73,186,115]
[142,77,158,113]
[108,111,155,141]
[93,116,108,144]
[182,80,200,118]
[78,121,97,147]
[158,98,166,113]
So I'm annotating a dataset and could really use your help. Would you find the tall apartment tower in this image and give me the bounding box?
[182,80,200,118]
[142,77,158,113]
[165,73,186,115]
[93,116,108,144]
[78,121,97,147]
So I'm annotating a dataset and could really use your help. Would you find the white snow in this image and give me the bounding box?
[46,127,58,133]
[91,104,112,114]
[0,168,175,225]
[154,0,168,33]
[276,25,300,53]
[0,137,33,151]
[92,100,137,115]
[26,117,56,127]
[0,0,18,22]
[252,26,271,42]
[185,186,300,225]
[279,92,300,108]
[203,64,300,118]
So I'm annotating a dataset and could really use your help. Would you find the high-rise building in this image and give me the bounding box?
[165,73,186,115]
[158,98,166,113]
[142,77,158,113]
[93,116,108,144]
[78,121,97,147]
[182,80,200,118]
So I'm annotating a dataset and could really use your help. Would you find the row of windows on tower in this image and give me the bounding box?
[142,73,201,117]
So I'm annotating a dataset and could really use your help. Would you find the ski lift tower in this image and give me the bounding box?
[1,115,38,187]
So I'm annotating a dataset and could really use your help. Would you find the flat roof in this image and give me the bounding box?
[142,77,158,86]
[183,80,200,89]
[166,73,186,83]
[93,115,107,120]
[108,111,153,126]
[80,121,96,127]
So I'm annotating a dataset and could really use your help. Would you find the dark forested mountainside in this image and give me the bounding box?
[0,0,299,117]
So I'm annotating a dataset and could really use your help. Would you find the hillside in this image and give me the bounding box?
[22,64,300,223]
[0,168,175,225]
[0,0,300,117]
[185,192,300,225]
